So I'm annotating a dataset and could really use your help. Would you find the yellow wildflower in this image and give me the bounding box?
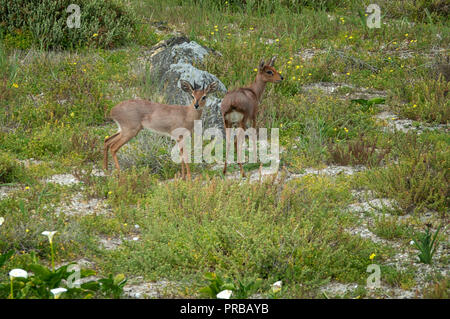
[369,253,376,260]
[12,83,19,88]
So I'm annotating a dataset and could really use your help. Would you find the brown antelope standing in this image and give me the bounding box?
[221,56,283,177]
[103,80,218,179]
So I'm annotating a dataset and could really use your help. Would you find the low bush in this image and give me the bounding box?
[393,77,450,124]
[367,145,449,215]
[0,0,136,50]
[327,136,391,167]
[0,151,25,184]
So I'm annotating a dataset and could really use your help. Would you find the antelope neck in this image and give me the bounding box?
[187,103,203,120]
[249,75,267,102]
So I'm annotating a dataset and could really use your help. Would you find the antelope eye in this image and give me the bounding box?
[201,96,206,100]
[266,70,273,75]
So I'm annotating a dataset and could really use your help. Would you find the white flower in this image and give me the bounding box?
[410,240,415,245]
[216,289,232,299]
[51,288,67,299]
[132,237,139,241]
[272,280,282,293]
[42,231,57,243]
[9,269,28,279]
[0,216,4,226]
[134,224,140,229]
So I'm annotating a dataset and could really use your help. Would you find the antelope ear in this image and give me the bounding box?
[180,80,194,93]
[205,82,218,94]
[268,55,277,67]
[258,59,265,71]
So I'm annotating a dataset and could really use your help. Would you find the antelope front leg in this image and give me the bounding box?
[223,123,231,175]
[178,140,186,180]
[178,138,191,180]
[251,119,258,168]
[236,121,248,178]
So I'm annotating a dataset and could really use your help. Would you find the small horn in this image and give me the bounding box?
[269,55,277,66]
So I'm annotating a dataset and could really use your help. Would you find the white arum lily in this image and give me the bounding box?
[9,269,28,299]
[51,288,67,299]
[41,231,57,244]
[41,231,57,271]
[271,280,282,293]
[216,290,232,299]
[0,216,4,226]
[9,269,28,279]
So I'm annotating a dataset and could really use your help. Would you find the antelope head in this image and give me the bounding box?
[257,56,283,83]
[180,80,218,110]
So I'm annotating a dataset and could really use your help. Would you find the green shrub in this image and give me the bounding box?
[370,215,413,240]
[327,135,391,167]
[0,151,24,184]
[0,0,136,50]
[373,0,449,23]
[367,146,449,215]
[393,77,450,124]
